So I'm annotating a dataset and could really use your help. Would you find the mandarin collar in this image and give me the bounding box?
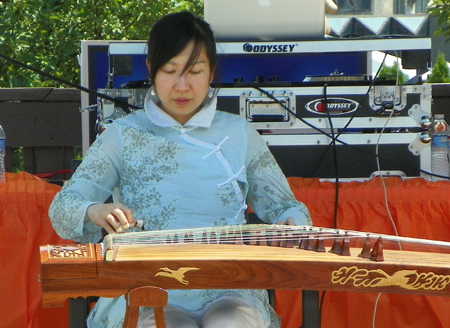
[144,88,217,128]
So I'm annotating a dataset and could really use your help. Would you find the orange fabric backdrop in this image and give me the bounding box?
[0,172,71,328]
[276,177,450,328]
[3,173,450,328]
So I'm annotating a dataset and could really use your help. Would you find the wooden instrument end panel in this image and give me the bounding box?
[39,243,98,280]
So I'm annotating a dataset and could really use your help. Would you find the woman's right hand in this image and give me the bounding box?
[87,203,136,235]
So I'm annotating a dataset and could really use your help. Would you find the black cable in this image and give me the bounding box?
[336,52,388,139]
[252,51,440,177]
[254,85,445,180]
[0,52,142,112]
[311,52,388,169]
[322,84,339,230]
[319,290,326,327]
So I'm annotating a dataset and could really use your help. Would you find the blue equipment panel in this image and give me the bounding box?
[103,51,367,88]
[216,52,367,84]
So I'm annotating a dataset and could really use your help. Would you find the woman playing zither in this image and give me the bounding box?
[49,11,311,328]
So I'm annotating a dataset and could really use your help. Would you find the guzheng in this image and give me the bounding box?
[40,224,450,308]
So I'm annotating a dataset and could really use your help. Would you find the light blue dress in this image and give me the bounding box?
[49,90,311,328]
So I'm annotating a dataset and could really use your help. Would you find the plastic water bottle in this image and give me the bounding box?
[0,124,5,184]
[431,114,449,181]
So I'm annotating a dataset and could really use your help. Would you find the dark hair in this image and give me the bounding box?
[147,11,217,83]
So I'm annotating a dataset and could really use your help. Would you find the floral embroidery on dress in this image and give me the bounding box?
[120,127,184,231]
[217,183,238,206]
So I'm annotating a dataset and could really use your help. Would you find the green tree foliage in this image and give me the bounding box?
[0,0,203,87]
[376,61,408,84]
[429,0,450,40]
[426,51,450,83]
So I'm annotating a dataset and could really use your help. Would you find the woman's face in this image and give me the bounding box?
[150,41,213,125]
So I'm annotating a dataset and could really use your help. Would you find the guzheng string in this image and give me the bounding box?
[103,224,450,255]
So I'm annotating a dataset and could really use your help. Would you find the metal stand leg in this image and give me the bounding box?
[302,290,320,328]
[69,297,90,328]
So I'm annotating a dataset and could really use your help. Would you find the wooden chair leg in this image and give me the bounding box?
[122,286,168,328]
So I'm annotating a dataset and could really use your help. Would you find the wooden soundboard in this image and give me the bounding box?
[40,242,450,308]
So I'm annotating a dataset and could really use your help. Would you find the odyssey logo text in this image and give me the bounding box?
[243,43,297,53]
[305,98,359,115]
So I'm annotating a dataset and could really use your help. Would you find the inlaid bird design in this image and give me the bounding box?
[155,267,201,285]
[370,269,418,287]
